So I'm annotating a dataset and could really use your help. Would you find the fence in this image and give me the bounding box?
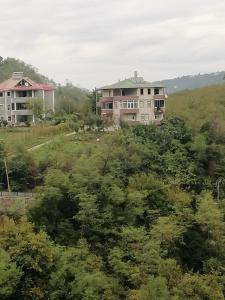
[0,192,35,213]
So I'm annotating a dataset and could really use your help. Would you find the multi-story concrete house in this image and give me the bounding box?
[97,72,166,125]
[0,72,54,124]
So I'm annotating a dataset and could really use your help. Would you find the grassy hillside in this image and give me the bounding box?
[167,84,225,133]
[155,71,225,94]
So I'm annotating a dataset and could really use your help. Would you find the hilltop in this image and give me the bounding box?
[166,83,225,133]
[156,71,225,94]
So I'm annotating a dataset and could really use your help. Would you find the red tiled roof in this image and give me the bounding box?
[0,76,54,92]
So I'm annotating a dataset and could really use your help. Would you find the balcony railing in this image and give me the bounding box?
[154,94,165,100]
[120,108,139,114]
[99,95,139,103]
[101,109,113,115]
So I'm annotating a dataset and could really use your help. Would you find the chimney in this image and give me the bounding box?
[12,72,23,80]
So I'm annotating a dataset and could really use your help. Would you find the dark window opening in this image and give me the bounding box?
[17,80,30,87]
[122,90,126,96]
[148,88,151,95]
[18,91,32,97]
[12,103,15,110]
[154,88,160,95]
[140,88,144,95]
[16,103,27,110]
[154,100,164,109]
[0,92,3,97]
[7,91,11,97]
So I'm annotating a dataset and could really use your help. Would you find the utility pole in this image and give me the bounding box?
[95,87,98,115]
[0,139,11,193]
[4,158,11,193]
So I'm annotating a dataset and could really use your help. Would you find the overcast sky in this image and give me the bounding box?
[0,0,225,89]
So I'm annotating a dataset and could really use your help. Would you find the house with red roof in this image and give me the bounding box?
[0,72,54,124]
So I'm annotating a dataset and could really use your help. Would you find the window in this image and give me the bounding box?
[16,103,27,110]
[18,91,32,97]
[154,100,165,109]
[12,103,15,110]
[7,91,11,97]
[127,100,138,109]
[0,92,3,97]
[139,101,144,108]
[140,88,144,95]
[122,90,126,96]
[127,114,136,121]
[7,104,10,111]
[121,100,138,109]
[141,114,145,121]
[154,88,160,95]
[17,79,30,87]
[160,100,165,107]
[148,88,151,95]
[105,102,113,109]
[8,116,11,122]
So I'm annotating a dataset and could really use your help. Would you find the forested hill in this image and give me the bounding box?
[166,83,225,133]
[0,57,53,84]
[155,71,225,94]
[0,57,90,113]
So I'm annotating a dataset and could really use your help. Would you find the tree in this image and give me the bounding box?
[0,216,56,300]
[50,239,117,300]
[26,98,44,122]
[0,248,22,299]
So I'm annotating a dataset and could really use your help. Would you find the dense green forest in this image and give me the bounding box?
[1,117,225,299]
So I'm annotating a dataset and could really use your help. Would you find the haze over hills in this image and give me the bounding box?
[156,71,225,94]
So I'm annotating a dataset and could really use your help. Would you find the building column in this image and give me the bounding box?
[4,92,7,121]
[52,91,55,113]
[42,90,45,118]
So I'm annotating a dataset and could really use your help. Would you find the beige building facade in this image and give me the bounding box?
[97,72,166,125]
[0,72,54,124]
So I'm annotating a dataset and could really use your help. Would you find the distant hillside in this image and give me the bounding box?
[167,84,225,133]
[156,71,225,94]
[0,57,90,113]
[0,57,54,84]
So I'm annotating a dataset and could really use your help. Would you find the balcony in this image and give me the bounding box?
[154,94,165,100]
[99,95,139,103]
[12,109,33,115]
[120,108,139,114]
[101,108,113,115]
[154,107,165,114]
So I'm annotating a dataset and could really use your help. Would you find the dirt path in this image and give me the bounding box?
[27,131,76,152]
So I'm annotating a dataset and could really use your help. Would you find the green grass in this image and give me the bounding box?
[166,84,225,133]
[0,123,71,154]
[31,131,110,166]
